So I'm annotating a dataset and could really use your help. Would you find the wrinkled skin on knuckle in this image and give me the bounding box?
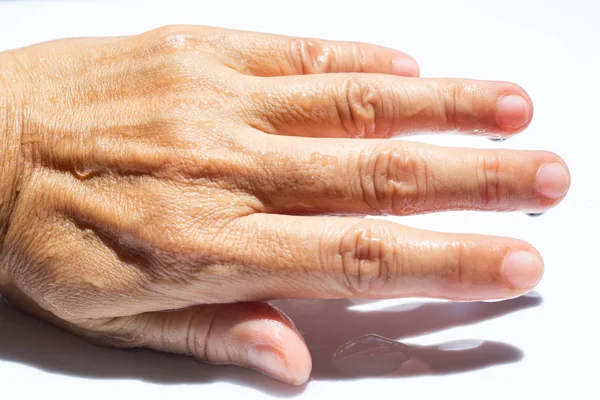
[436,241,467,290]
[342,43,366,72]
[356,145,428,215]
[142,26,206,55]
[86,306,213,358]
[436,80,481,129]
[142,25,259,76]
[141,25,236,58]
[438,81,460,127]
[285,38,364,74]
[476,154,504,208]
[434,240,499,293]
[328,221,399,297]
[287,39,333,74]
[335,77,392,138]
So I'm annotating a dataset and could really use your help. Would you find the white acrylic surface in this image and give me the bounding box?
[0,1,598,399]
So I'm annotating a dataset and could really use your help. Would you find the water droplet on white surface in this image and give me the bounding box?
[333,334,411,376]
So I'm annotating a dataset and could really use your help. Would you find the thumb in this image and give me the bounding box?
[95,302,312,385]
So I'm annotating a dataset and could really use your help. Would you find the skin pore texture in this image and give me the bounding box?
[0,25,570,385]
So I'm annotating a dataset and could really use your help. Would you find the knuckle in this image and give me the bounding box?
[331,221,398,296]
[336,76,389,138]
[438,241,471,289]
[186,309,213,361]
[439,81,461,127]
[477,154,503,207]
[357,145,427,214]
[347,43,366,72]
[145,25,202,54]
[288,38,331,74]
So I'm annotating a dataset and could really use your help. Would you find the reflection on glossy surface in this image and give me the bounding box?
[437,339,484,351]
[333,334,411,377]
[287,299,326,315]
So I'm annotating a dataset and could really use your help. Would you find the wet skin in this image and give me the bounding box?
[0,26,570,384]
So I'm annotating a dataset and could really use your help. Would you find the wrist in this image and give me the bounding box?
[0,52,25,286]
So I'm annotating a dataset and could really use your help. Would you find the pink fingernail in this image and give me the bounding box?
[392,58,420,77]
[496,95,532,129]
[248,346,295,384]
[536,162,570,199]
[501,250,544,289]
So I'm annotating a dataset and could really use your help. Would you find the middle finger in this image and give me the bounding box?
[248,137,570,215]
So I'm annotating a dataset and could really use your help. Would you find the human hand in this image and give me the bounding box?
[0,25,570,384]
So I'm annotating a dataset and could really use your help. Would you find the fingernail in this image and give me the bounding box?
[248,346,294,384]
[536,162,570,199]
[526,212,545,217]
[501,250,544,289]
[496,95,532,129]
[392,58,420,77]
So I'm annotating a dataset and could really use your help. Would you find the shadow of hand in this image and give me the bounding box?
[0,293,542,396]
[270,293,541,379]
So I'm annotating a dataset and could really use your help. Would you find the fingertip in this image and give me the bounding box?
[536,162,571,200]
[392,57,420,77]
[494,82,534,132]
[232,305,312,385]
[501,248,544,290]
[245,320,312,384]
[535,151,570,194]
[496,94,533,131]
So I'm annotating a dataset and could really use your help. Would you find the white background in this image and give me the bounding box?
[0,0,598,399]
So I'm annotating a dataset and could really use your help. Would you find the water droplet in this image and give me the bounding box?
[333,334,411,376]
[489,137,507,142]
[73,166,97,179]
[81,228,94,239]
[525,212,544,217]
